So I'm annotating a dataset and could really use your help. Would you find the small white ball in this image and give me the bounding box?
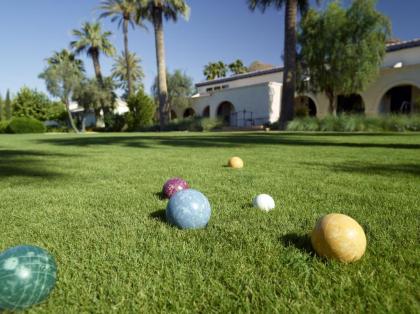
[253,194,275,212]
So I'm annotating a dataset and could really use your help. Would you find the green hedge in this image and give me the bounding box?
[139,117,223,132]
[165,117,223,132]
[0,121,9,134]
[6,117,46,134]
[287,115,420,132]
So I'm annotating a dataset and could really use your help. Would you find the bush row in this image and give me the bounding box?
[0,117,46,134]
[286,115,420,132]
[137,117,224,132]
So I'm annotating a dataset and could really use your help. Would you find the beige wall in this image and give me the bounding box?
[192,82,280,125]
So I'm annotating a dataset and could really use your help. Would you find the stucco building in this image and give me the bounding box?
[183,39,420,127]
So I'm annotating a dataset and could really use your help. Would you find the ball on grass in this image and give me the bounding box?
[166,189,211,229]
[253,194,275,212]
[228,157,244,169]
[311,213,367,263]
[162,177,189,199]
[0,245,57,310]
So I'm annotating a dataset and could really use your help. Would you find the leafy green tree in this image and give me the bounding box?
[152,69,193,119]
[228,59,248,75]
[136,0,190,129]
[0,94,3,121]
[203,61,228,80]
[112,51,144,98]
[248,60,274,72]
[39,49,85,133]
[13,87,53,121]
[299,0,390,113]
[74,77,117,123]
[248,0,319,129]
[71,22,116,85]
[100,0,143,97]
[5,90,12,120]
[126,88,156,129]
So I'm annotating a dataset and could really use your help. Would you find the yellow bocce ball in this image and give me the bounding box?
[311,213,367,263]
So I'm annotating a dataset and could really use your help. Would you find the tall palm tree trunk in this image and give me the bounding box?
[91,49,104,86]
[153,7,169,130]
[123,18,132,97]
[279,0,298,130]
[65,98,79,133]
[91,49,108,122]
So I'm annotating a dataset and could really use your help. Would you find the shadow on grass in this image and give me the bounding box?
[36,133,420,150]
[280,233,315,255]
[149,209,167,223]
[154,192,165,200]
[302,161,420,177]
[0,150,66,179]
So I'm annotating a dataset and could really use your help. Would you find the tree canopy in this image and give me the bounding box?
[228,59,248,75]
[74,77,117,115]
[299,0,390,113]
[112,51,144,98]
[203,62,228,80]
[152,69,193,114]
[39,49,85,132]
[12,87,56,121]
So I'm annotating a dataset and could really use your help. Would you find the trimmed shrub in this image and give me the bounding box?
[0,120,9,133]
[104,113,126,132]
[199,118,223,131]
[127,90,156,130]
[287,117,319,131]
[6,117,46,134]
[164,117,222,132]
[287,114,420,132]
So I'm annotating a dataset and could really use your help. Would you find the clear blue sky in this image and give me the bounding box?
[0,0,419,98]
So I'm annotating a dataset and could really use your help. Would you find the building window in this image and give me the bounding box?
[214,86,221,91]
[206,87,213,92]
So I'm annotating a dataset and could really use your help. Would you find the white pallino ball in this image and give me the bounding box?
[253,194,275,212]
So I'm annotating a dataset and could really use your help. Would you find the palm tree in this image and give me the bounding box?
[112,51,144,97]
[47,49,84,72]
[135,0,190,129]
[248,0,317,130]
[99,0,143,97]
[229,59,248,75]
[203,61,227,80]
[70,22,116,85]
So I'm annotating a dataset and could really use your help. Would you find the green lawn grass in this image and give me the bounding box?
[0,132,419,313]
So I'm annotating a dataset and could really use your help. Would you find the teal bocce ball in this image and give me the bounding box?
[0,245,57,310]
[166,189,211,229]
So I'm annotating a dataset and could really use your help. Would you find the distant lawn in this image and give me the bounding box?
[0,132,419,313]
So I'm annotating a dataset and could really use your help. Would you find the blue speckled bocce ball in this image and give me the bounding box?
[166,189,211,229]
[0,245,57,310]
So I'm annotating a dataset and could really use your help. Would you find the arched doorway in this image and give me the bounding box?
[337,94,365,114]
[294,96,317,117]
[217,101,235,125]
[378,85,420,114]
[170,110,178,120]
[183,108,196,118]
[202,106,210,118]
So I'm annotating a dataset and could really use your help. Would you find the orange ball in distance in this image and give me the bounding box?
[311,213,367,263]
[228,157,244,169]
